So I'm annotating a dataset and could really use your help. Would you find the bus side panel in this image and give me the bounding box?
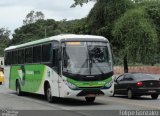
[9,66,19,90]
[36,66,60,97]
[9,65,46,93]
[4,66,10,88]
[44,66,59,97]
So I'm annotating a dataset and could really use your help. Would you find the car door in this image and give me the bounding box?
[121,74,135,95]
[114,75,125,94]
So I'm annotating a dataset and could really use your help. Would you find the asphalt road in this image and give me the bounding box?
[0,85,160,116]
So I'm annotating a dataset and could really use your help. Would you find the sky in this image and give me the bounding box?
[0,0,95,34]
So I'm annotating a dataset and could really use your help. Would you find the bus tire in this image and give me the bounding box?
[85,97,95,103]
[16,81,23,96]
[46,84,54,103]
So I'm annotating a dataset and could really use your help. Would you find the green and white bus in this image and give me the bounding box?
[4,34,113,103]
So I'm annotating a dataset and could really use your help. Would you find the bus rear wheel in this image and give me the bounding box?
[85,97,95,103]
[16,81,23,96]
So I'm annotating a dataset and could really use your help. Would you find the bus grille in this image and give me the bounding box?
[77,90,104,96]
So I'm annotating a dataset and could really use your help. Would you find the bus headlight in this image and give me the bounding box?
[66,82,77,89]
[105,81,113,88]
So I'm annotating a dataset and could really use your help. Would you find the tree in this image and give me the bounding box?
[86,0,134,42]
[72,0,148,6]
[71,0,95,7]
[12,19,76,45]
[144,0,160,64]
[112,8,158,65]
[12,19,60,45]
[23,11,45,25]
[0,28,10,56]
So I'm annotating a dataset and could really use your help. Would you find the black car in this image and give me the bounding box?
[113,73,160,99]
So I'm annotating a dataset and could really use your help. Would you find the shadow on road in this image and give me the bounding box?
[112,95,158,100]
[10,92,105,106]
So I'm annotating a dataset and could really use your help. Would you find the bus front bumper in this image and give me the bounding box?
[63,88,113,98]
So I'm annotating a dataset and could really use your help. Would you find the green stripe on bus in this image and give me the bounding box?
[9,65,45,93]
[67,77,112,88]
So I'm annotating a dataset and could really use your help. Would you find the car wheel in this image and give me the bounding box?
[46,85,54,103]
[85,97,95,103]
[151,94,159,99]
[0,82,2,85]
[127,89,134,99]
[16,81,23,96]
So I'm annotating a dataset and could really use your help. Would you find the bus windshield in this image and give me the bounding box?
[63,42,112,76]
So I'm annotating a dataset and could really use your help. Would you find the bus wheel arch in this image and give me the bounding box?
[44,81,50,96]
[44,81,54,103]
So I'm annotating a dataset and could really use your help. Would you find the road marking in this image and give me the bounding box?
[1,92,94,116]
[97,97,160,110]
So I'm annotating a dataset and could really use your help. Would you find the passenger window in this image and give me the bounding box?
[42,44,51,62]
[33,46,42,63]
[12,51,18,64]
[18,49,24,64]
[25,48,33,63]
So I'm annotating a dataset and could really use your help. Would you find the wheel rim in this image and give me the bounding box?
[47,88,52,102]
[128,90,132,99]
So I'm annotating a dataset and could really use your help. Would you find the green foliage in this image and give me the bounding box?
[0,28,10,56]
[12,19,67,45]
[86,0,134,42]
[11,0,160,65]
[112,8,158,65]
[71,0,95,7]
[67,18,89,34]
[23,10,45,25]
[144,1,160,64]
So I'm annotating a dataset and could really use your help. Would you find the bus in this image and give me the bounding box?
[4,34,113,103]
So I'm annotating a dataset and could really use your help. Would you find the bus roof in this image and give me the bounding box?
[5,34,108,51]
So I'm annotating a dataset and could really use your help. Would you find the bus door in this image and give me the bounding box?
[52,48,60,97]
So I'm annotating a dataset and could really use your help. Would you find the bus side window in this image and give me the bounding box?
[42,44,51,62]
[52,49,58,71]
[18,49,25,64]
[33,46,42,63]
[25,48,33,63]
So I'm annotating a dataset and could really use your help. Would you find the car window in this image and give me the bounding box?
[123,74,134,81]
[133,73,157,81]
[117,75,124,82]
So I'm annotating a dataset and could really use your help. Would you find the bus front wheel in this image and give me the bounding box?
[85,97,95,103]
[46,85,54,103]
